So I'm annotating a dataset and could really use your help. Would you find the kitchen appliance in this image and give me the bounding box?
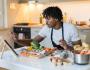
[74,53,89,65]
[13,26,31,48]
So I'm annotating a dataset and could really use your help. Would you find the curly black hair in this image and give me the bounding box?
[42,6,63,21]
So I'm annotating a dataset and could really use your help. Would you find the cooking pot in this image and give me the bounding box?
[74,53,89,65]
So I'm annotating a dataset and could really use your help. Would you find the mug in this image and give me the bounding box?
[18,33,24,40]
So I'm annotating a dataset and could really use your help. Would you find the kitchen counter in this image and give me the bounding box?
[77,25,90,30]
[13,24,44,28]
[0,48,90,70]
[13,24,90,29]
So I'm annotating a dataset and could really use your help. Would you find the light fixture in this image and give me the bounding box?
[18,0,38,4]
[18,0,28,4]
[10,0,16,9]
[28,0,38,4]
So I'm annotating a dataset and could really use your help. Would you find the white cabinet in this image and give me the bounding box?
[79,29,90,44]
[0,0,7,29]
[38,0,85,4]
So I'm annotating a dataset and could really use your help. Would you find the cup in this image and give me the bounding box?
[18,33,24,40]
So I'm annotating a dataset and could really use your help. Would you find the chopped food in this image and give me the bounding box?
[74,43,90,55]
[74,45,84,51]
[30,40,43,50]
[19,47,55,58]
[50,56,71,66]
[27,46,33,51]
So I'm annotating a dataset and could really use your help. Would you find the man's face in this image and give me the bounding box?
[45,16,57,28]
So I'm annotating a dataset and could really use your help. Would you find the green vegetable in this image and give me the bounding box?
[31,40,40,50]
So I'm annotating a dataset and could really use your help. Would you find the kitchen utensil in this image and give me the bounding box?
[74,53,89,65]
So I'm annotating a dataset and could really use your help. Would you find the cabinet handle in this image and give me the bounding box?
[21,28,23,31]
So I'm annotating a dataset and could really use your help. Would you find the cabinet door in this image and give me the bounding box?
[0,0,4,28]
[79,29,90,44]
[0,0,7,29]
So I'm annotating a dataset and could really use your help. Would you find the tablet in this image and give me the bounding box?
[4,40,19,57]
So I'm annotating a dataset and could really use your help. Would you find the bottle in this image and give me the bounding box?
[63,12,68,23]
[39,14,43,24]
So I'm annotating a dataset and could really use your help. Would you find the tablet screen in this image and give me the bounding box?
[4,40,19,57]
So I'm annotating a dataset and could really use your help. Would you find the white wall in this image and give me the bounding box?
[13,1,90,24]
[45,1,90,21]
[7,0,20,28]
[15,3,44,23]
[0,0,7,28]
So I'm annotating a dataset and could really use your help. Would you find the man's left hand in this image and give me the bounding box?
[59,39,68,50]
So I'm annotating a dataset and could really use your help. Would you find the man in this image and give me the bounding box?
[13,6,82,51]
[32,6,82,51]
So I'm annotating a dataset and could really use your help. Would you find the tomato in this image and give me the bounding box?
[20,51,29,56]
[86,50,90,55]
[80,50,88,55]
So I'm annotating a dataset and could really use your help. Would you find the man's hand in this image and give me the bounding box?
[11,32,17,41]
[59,39,68,50]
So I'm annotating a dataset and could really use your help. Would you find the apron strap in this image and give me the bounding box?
[51,27,64,50]
[51,28,57,47]
[61,21,64,40]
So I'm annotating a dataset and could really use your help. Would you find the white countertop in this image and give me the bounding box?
[0,49,90,70]
[77,26,90,30]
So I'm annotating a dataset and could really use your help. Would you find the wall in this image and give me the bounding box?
[5,0,90,26]
[14,1,90,24]
[0,0,19,29]
[45,1,90,21]
[15,3,44,24]
[7,0,20,28]
[0,0,8,29]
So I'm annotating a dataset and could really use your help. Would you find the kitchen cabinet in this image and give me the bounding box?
[13,26,31,48]
[37,0,87,4]
[0,0,7,29]
[79,29,90,44]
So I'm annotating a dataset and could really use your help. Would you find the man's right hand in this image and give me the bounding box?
[11,32,17,41]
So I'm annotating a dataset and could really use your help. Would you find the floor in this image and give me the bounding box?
[0,67,8,70]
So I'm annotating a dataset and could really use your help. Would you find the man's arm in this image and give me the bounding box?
[33,35,45,43]
[68,40,82,51]
[59,39,82,52]
[14,35,44,46]
[72,40,82,46]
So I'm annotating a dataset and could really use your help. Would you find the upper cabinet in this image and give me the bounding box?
[18,0,90,4]
[0,0,8,29]
[36,0,90,4]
